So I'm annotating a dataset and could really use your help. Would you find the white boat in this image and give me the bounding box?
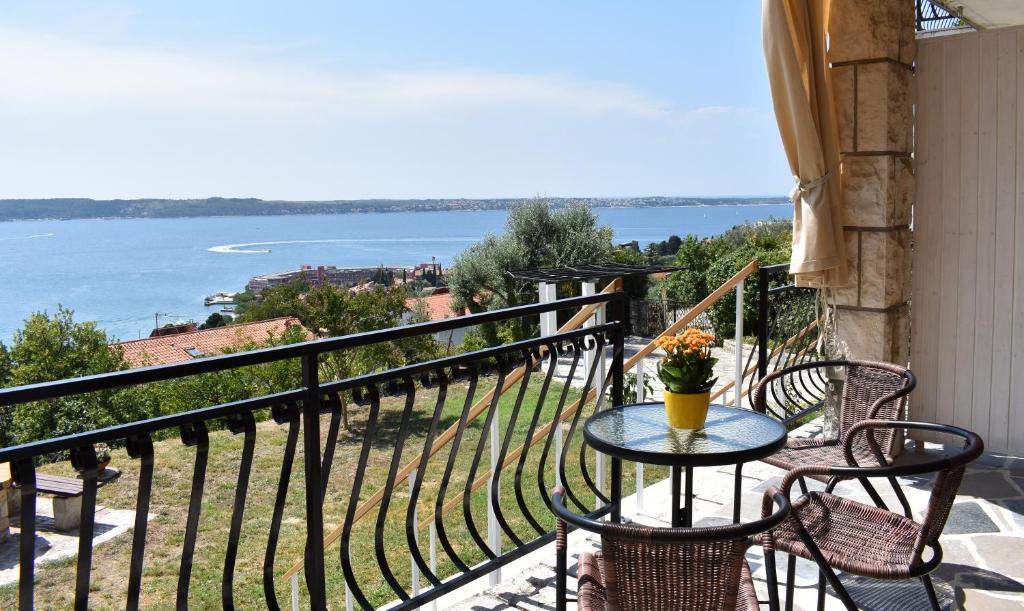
[204,291,238,306]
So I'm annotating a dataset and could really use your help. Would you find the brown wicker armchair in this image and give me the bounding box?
[758,420,983,611]
[752,359,916,515]
[553,486,791,611]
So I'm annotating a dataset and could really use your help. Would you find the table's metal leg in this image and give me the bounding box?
[733,463,743,524]
[610,457,622,523]
[684,466,693,528]
[671,465,682,527]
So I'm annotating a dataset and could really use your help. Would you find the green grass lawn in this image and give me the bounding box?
[0,374,665,609]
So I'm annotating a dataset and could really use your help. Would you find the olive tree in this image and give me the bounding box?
[447,199,613,343]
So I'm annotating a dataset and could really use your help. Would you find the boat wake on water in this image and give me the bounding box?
[0,233,55,241]
[208,237,479,254]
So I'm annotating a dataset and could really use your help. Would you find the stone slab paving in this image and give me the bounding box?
[0,497,147,588]
[449,419,1024,610]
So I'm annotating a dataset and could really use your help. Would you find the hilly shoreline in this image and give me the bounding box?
[0,196,788,222]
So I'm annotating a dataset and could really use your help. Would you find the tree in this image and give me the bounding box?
[199,312,232,329]
[447,199,613,343]
[5,306,141,449]
[0,341,11,387]
[662,218,792,337]
[609,246,651,300]
[235,281,439,428]
[232,279,309,322]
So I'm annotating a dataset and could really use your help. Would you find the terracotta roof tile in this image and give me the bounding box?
[114,317,310,368]
[405,291,465,322]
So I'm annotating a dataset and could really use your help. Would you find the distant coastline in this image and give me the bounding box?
[0,196,789,222]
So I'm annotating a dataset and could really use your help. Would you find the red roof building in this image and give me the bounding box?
[405,289,466,322]
[115,317,310,368]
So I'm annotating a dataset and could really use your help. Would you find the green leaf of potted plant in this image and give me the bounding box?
[655,329,719,428]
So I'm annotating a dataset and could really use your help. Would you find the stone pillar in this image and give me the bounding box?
[828,0,916,364]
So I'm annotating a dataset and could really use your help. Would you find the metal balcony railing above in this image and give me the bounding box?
[916,0,973,32]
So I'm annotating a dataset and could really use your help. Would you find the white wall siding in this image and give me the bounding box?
[913,26,1024,455]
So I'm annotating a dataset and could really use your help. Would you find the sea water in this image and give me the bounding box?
[0,205,790,341]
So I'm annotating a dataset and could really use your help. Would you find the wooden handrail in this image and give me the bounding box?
[282,278,621,580]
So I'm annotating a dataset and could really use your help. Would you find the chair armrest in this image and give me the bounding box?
[845,420,984,471]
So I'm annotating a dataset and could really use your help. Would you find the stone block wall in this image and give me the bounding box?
[829,0,916,363]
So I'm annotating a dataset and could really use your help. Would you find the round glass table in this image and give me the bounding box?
[584,403,787,527]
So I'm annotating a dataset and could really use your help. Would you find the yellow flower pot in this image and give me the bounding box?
[664,390,711,429]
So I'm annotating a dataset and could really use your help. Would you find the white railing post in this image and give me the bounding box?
[410,469,420,598]
[488,397,502,586]
[734,278,745,407]
[345,583,353,611]
[539,282,557,338]
[582,281,606,507]
[429,523,438,611]
[634,359,645,512]
[541,281,563,487]
[290,573,300,611]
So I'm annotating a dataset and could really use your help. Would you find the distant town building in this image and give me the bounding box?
[115,317,310,368]
[411,262,444,279]
[246,265,413,295]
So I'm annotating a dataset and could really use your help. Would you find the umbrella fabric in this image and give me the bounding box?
[762,0,848,288]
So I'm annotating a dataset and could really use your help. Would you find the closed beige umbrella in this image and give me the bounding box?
[762,0,848,288]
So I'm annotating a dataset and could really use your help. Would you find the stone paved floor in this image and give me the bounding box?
[448,420,1024,610]
[0,498,143,588]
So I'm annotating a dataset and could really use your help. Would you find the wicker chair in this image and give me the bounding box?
[758,420,984,611]
[752,359,916,515]
[553,486,791,611]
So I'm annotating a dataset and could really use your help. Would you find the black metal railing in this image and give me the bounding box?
[0,292,627,610]
[916,0,970,32]
[750,263,823,425]
[627,299,715,339]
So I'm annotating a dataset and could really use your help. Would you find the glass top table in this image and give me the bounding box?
[583,403,787,526]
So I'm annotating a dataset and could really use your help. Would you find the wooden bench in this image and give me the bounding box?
[10,473,87,531]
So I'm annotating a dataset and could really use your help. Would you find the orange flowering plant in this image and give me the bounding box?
[654,328,718,394]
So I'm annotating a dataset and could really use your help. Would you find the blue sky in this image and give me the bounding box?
[0,1,790,200]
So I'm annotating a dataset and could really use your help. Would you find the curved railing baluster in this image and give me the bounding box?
[406,370,449,587]
[126,434,155,611]
[432,366,478,572]
[462,365,508,561]
[514,346,557,535]
[561,336,605,507]
[374,377,418,602]
[339,385,381,610]
[540,342,587,512]
[263,403,299,610]
[321,393,343,497]
[223,411,256,610]
[177,421,209,610]
[536,343,573,513]
[490,350,534,548]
